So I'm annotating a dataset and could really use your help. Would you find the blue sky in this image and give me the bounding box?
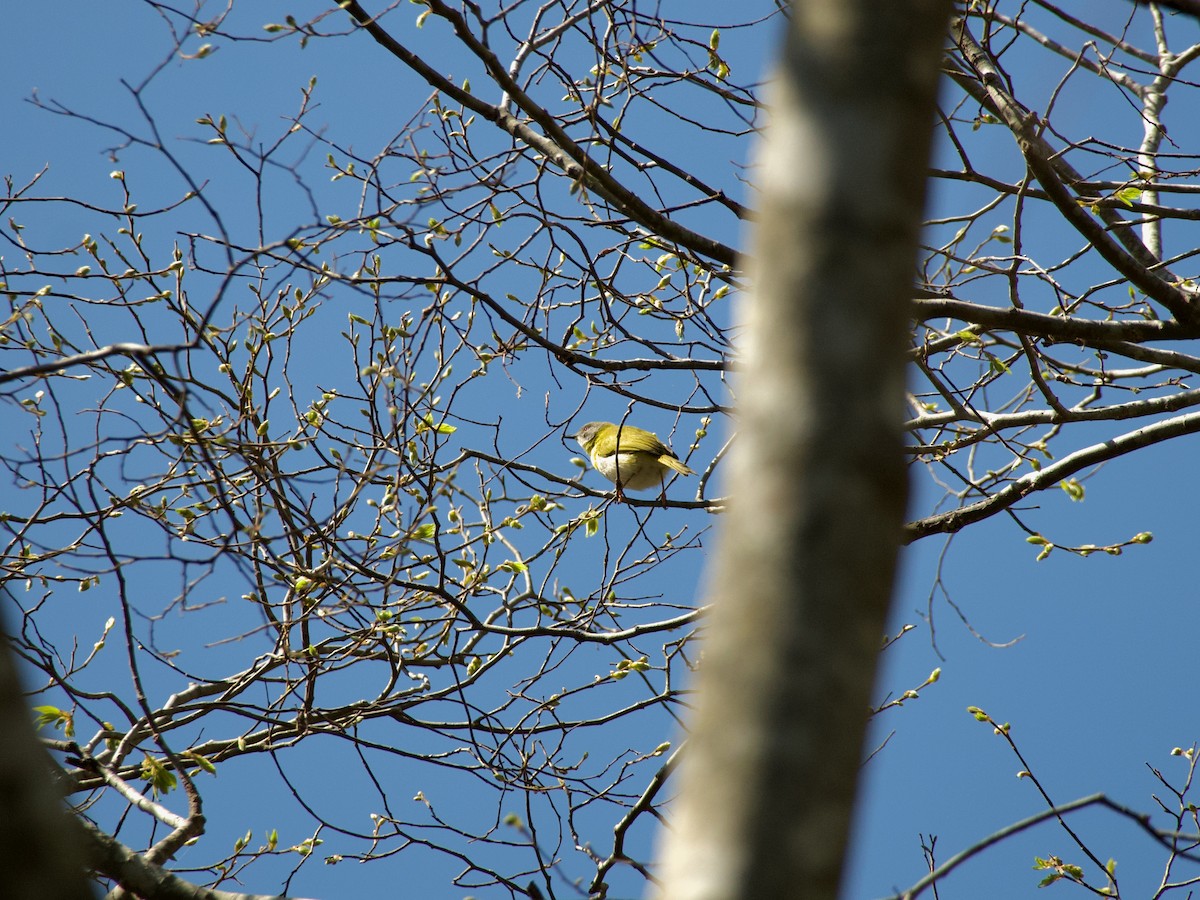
[5,2,1200,899]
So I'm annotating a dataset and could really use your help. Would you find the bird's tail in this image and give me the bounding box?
[660,455,695,476]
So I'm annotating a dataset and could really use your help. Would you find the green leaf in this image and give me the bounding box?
[294,837,322,856]
[1115,186,1142,208]
[33,705,68,731]
[184,750,217,774]
[141,755,178,795]
[418,412,457,435]
[1059,478,1085,502]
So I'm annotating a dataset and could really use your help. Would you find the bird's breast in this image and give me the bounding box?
[592,451,666,490]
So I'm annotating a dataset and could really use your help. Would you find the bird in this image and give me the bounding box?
[572,421,694,502]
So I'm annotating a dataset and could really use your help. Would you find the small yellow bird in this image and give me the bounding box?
[573,421,695,502]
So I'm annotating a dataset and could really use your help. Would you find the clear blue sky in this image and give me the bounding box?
[5,3,1200,899]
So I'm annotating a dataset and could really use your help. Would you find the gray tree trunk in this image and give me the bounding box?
[657,2,951,898]
[0,608,94,900]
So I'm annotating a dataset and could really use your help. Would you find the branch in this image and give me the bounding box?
[913,295,1198,343]
[888,792,1197,900]
[591,746,682,895]
[337,1,738,267]
[0,342,192,386]
[78,818,313,900]
[905,407,1200,541]
[949,18,1199,322]
[1129,0,1200,16]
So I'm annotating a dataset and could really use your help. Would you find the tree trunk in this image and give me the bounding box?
[0,606,93,900]
[657,2,951,897]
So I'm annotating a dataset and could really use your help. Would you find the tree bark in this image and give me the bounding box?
[0,607,94,900]
[657,2,951,897]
